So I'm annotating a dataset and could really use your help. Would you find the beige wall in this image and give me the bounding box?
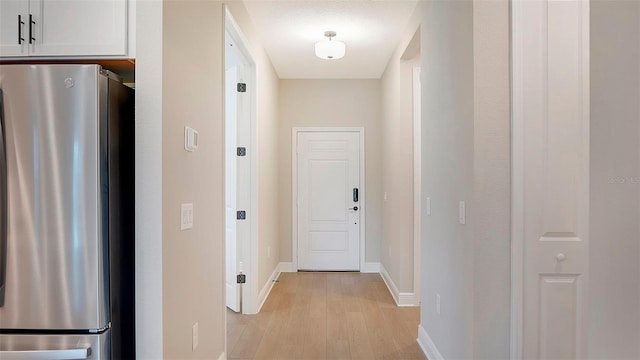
[161,1,225,358]
[380,4,421,294]
[589,1,640,357]
[420,0,510,358]
[278,80,383,264]
[226,1,282,304]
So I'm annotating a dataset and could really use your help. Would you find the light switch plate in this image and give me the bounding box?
[426,197,432,216]
[181,203,194,230]
[184,126,199,152]
[459,201,466,225]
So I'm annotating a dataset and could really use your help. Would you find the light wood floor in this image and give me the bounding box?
[227,272,426,360]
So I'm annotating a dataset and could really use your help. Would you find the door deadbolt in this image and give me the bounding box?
[349,206,359,211]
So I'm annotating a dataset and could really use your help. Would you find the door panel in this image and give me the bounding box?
[297,131,360,271]
[310,160,348,221]
[29,0,127,56]
[0,65,107,330]
[515,0,590,358]
[0,0,29,56]
[539,275,579,359]
[225,64,240,312]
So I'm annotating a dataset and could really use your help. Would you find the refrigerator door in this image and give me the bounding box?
[0,64,108,330]
[0,331,110,359]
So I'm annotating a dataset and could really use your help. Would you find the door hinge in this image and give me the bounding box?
[237,147,247,156]
[237,83,247,93]
[237,273,246,284]
[236,210,246,220]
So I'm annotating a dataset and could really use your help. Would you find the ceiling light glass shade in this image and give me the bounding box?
[315,39,346,60]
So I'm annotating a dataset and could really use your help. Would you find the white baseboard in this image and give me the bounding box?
[417,325,444,360]
[379,264,418,307]
[398,292,418,306]
[278,262,295,272]
[256,263,281,313]
[361,262,380,273]
[217,351,226,360]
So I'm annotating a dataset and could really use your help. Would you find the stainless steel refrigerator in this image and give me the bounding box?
[0,64,135,359]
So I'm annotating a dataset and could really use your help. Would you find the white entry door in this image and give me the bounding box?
[297,131,361,271]
[513,0,590,358]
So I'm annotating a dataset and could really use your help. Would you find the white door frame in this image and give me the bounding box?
[510,0,590,357]
[224,6,259,315]
[413,67,422,302]
[292,127,366,271]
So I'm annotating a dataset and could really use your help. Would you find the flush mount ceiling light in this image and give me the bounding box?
[315,31,346,60]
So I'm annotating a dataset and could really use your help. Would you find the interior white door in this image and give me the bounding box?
[297,131,361,271]
[225,24,253,313]
[514,0,590,358]
[225,63,240,313]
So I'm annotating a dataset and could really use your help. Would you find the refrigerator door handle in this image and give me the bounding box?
[0,88,7,307]
[0,349,91,360]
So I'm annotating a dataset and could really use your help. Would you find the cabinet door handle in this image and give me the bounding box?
[28,14,35,44]
[17,15,24,44]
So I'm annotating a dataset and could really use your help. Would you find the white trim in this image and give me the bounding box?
[224,7,259,315]
[278,262,295,273]
[361,262,381,273]
[256,264,281,313]
[291,127,366,272]
[224,7,256,63]
[510,1,524,357]
[135,0,163,358]
[412,66,422,303]
[379,264,418,307]
[417,325,444,360]
[217,352,226,360]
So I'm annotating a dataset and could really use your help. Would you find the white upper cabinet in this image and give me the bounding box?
[0,0,128,58]
[0,0,30,56]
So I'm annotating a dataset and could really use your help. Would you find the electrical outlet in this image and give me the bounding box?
[436,294,441,315]
[192,322,199,351]
[181,203,194,230]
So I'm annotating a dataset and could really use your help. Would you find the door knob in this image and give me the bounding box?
[349,206,358,211]
[556,253,566,262]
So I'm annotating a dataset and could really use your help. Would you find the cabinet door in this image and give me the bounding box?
[0,0,29,56]
[29,0,127,57]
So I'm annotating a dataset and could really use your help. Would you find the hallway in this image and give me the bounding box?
[227,272,424,359]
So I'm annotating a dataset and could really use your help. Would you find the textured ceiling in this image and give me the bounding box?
[243,1,419,79]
